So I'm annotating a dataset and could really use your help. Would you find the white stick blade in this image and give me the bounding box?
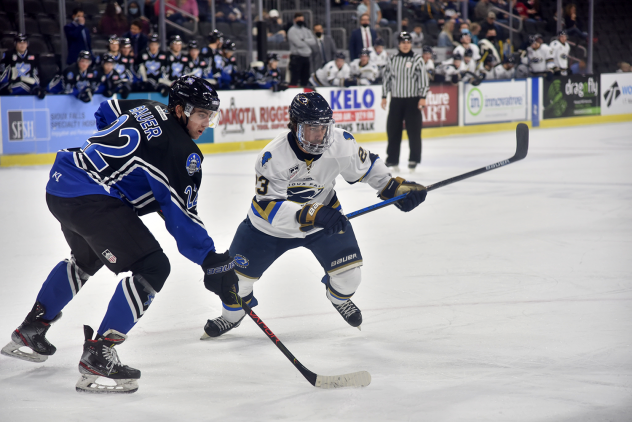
[315,371,371,389]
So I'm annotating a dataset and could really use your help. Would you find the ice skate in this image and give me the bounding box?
[1,302,61,363]
[201,315,245,339]
[76,325,140,394]
[408,161,418,173]
[332,300,363,330]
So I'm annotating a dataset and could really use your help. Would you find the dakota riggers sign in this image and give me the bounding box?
[543,75,600,119]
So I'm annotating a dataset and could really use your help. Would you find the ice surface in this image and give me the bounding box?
[1,123,631,422]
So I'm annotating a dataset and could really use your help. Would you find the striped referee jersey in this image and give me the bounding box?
[381,51,429,99]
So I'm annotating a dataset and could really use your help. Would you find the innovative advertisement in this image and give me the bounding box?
[543,75,600,119]
[600,73,632,116]
[464,80,528,125]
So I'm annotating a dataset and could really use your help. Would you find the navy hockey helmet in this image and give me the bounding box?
[374,38,385,47]
[119,37,132,47]
[289,92,335,155]
[335,52,346,60]
[464,48,473,58]
[483,54,494,65]
[102,54,116,63]
[188,40,200,50]
[422,45,433,54]
[78,50,92,61]
[149,33,160,44]
[503,54,516,65]
[14,33,28,43]
[397,31,413,43]
[359,48,371,57]
[170,34,183,45]
[558,30,567,37]
[108,35,119,44]
[266,52,279,62]
[452,52,463,61]
[168,75,221,128]
[208,29,223,43]
[222,39,236,51]
[528,34,539,45]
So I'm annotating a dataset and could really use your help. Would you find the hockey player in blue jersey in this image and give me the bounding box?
[0,33,46,98]
[201,92,427,338]
[1,75,239,394]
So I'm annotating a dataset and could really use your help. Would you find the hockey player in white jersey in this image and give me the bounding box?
[460,49,479,83]
[369,38,389,78]
[521,35,554,77]
[436,52,465,84]
[549,30,571,76]
[453,31,481,62]
[348,48,380,86]
[309,52,350,87]
[422,45,435,82]
[492,55,516,80]
[477,55,496,81]
[201,92,427,338]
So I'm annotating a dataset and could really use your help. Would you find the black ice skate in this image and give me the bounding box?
[200,315,245,339]
[332,300,363,330]
[76,325,140,394]
[1,302,62,363]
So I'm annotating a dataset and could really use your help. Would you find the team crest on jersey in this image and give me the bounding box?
[343,131,354,140]
[288,164,299,179]
[186,153,201,176]
[233,255,249,268]
[185,77,195,85]
[287,180,324,203]
[102,249,117,264]
[261,151,272,167]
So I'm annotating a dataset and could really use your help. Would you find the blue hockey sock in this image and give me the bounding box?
[36,259,89,320]
[98,276,156,336]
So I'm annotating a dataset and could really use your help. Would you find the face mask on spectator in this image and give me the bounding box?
[487,35,496,41]
[315,31,322,37]
[296,20,305,27]
[129,7,138,14]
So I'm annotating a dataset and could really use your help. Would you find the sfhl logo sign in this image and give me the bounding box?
[8,111,35,141]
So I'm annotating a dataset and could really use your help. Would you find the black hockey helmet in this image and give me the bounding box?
[188,40,200,50]
[119,37,132,47]
[289,92,335,155]
[168,75,221,127]
[335,52,346,60]
[397,31,413,43]
[464,48,473,58]
[483,54,494,65]
[108,35,119,44]
[452,52,462,61]
[222,39,236,51]
[149,33,160,44]
[528,34,539,45]
[359,48,371,57]
[78,50,92,61]
[558,30,567,37]
[170,34,183,45]
[266,52,279,62]
[422,45,433,54]
[14,33,28,43]
[102,54,116,63]
[207,29,223,43]
[503,54,516,65]
[374,38,385,47]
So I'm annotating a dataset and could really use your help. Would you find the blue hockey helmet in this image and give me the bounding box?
[289,92,335,155]
[169,75,221,127]
[374,38,385,47]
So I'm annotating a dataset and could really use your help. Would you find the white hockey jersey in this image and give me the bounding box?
[453,43,481,61]
[369,49,389,76]
[423,58,435,81]
[349,59,380,85]
[549,39,570,71]
[436,58,466,79]
[492,63,514,80]
[522,45,553,74]
[248,129,392,239]
[311,61,350,87]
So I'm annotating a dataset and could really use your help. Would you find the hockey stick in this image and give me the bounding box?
[232,292,371,389]
[346,123,529,221]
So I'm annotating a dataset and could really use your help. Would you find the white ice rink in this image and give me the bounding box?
[0,122,631,421]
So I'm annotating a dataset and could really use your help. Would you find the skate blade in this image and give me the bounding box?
[75,374,139,394]
[200,332,212,340]
[1,340,48,363]
[356,325,361,331]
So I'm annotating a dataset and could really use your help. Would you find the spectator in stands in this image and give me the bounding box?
[127,2,151,34]
[470,22,481,44]
[123,20,148,58]
[419,0,445,25]
[311,23,337,70]
[0,33,45,99]
[64,8,92,65]
[215,0,244,23]
[357,0,383,26]
[617,62,631,73]
[267,9,286,43]
[437,19,456,47]
[288,12,316,86]
[155,0,199,25]
[525,0,542,21]
[570,59,587,75]
[381,0,399,24]
[475,0,491,23]
[350,13,378,61]
[411,23,424,49]
[564,3,588,41]
[480,12,502,39]
[99,1,129,37]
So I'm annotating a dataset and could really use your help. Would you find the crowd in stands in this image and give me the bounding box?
[1,0,631,101]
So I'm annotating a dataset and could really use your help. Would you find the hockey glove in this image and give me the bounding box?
[202,250,239,305]
[296,203,349,236]
[379,177,427,212]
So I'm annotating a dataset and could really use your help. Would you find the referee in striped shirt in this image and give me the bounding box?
[381,32,429,172]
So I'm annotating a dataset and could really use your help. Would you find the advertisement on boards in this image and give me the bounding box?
[543,75,600,119]
[464,80,528,125]
[600,73,632,116]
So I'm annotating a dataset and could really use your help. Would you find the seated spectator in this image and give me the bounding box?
[154,0,199,24]
[437,19,456,47]
[419,0,445,24]
[127,2,151,34]
[411,23,424,48]
[470,22,481,44]
[617,62,631,73]
[65,8,92,65]
[475,0,491,23]
[381,0,399,23]
[215,0,244,23]
[99,2,129,37]
[309,52,350,87]
[0,33,46,98]
[267,9,286,43]
[525,0,542,21]
[123,20,149,58]
[564,3,588,41]
[480,12,502,40]
[47,50,97,103]
[357,0,384,26]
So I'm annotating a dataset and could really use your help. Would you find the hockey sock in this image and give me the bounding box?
[221,276,257,323]
[36,259,90,320]
[324,267,361,305]
[97,275,156,336]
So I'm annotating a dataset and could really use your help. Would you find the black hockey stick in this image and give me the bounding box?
[346,123,529,221]
[232,292,371,389]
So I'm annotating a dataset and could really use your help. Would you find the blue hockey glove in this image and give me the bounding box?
[379,177,427,212]
[202,251,239,305]
[297,203,349,235]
